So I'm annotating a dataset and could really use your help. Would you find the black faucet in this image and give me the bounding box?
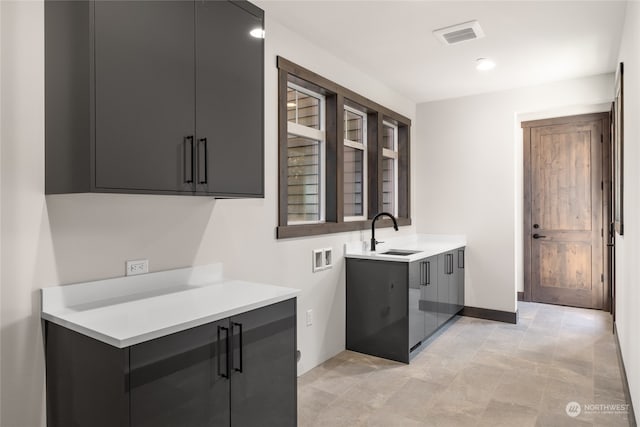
[370,212,399,251]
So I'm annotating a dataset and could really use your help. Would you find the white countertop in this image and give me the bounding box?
[41,264,300,348]
[344,234,466,262]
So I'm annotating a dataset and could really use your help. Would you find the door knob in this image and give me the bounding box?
[532,233,546,239]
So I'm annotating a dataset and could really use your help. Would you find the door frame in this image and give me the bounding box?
[522,112,612,310]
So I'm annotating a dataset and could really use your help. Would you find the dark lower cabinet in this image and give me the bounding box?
[346,247,464,363]
[45,299,296,427]
[346,259,408,363]
[437,249,465,326]
[129,319,229,427]
[229,301,297,427]
[419,257,439,338]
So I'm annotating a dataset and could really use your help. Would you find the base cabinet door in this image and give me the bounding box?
[129,320,230,427]
[346,259,409,363]
[454,249,465,313]
[408,260,425,350]
[420,256,439,338]
[229,299,297,427]
[437,253,451,327]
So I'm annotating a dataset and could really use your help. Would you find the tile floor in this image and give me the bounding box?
[297,302,633,426]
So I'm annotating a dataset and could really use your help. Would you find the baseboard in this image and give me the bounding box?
[614,323,637,427]
[517,291,524,301]
[460,306,518,324]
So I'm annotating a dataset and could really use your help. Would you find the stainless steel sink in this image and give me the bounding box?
[380,249,421,256]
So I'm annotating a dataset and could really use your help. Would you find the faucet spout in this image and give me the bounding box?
[370,212,399,252]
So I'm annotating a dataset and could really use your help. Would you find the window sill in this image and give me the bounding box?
[276,217,411,239]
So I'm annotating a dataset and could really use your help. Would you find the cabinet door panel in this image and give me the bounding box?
[346,259,409,363]
[455,248,465,312]
[229,299,296,427]
[420,256,438,338]
[437,253,451,326]
[94,1,195,192]
[196,1,264,197]
[409,260,425,349]
[130,321,229,427]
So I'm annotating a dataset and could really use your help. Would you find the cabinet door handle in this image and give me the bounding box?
[419,261,426,286]
[198,137,208,184]
[231,322,243,373]
[217,326,229,379]
[426,261,431,285]
[458,250,464,269]
[183,136,194,183]
[447,254,453,275]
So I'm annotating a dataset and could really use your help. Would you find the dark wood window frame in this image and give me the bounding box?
[277,57,411,239]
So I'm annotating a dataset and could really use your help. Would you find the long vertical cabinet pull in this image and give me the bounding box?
[426,261,431,285]
[420,262,426,286]
[197,137,208,184]
[183,136,194,183]
[231,322,243,373]
[458,249,465,268]
[447,254,453,275]
[217,326,229,378]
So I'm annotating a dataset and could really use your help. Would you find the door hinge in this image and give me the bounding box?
[601,273,604,283]
[601,181,604,190]
[601,134,604,143]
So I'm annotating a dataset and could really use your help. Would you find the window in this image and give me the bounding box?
[277,57,411,238]
[343,106,367,221]
[286,83,326,224]
[382,121,398,216]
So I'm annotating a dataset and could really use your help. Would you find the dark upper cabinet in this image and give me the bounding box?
[195,1,264,197]
[94,1,196,193]
[45,0,264,197]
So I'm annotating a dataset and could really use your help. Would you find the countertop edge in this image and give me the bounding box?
[345,242,467,263]
[42,290,299,348]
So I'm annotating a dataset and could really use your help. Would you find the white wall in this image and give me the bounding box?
[415,74,613,314]
[0,3,416,426]
[614,0,640,416]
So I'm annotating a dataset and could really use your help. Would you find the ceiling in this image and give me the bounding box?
[256,1,627,103]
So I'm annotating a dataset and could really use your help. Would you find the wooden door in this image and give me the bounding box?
[523,114,607,309]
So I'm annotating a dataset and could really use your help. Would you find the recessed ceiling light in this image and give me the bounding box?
[476,58,496,71]
[250,28,265,39]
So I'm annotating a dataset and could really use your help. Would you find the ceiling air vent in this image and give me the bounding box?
[433,20,485,45]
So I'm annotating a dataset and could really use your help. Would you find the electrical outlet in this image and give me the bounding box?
[306,309,313,326]
[126,259,149,276]
[312,249,324,272]
[324,248,333,269]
